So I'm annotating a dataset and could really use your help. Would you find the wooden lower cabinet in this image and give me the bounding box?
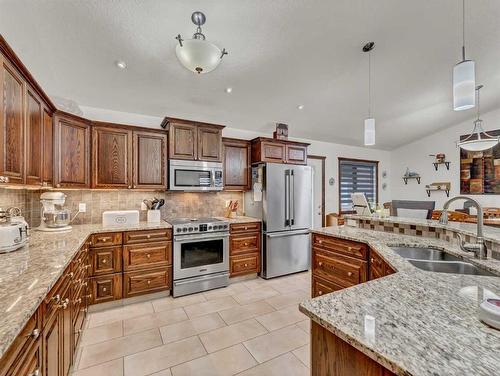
[123,267,171,298]
[312,275,343,297]
[90,274,122,304]
[43,311,61,376]
[370,249,396,280]
[311,321,396,376]
[229,222,261,277]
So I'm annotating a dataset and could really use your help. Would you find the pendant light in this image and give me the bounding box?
[363,42,375,146]
[175,11,228,74]
[457,85,500,151]
[453,0,475,111]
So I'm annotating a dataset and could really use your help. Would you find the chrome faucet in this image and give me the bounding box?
[439,196,487,259]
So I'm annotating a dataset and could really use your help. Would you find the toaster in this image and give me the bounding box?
[0,217,29,253]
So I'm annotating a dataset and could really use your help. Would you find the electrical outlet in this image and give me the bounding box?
[78,203,86,213]
[141,201,148,211]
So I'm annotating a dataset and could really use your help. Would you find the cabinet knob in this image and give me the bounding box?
[84,294,92,299]
[102,259,107,264]
[84,264,91,269]
[318,291,323,296]
[74,298,82,305]
[103,287,107,292]
[318,261,323,267]
[371,258,374,263]
[146,234,151,239]
[147,280,151,285]
[128,185,132,189]
[146,253,151,258]
[58,298,69,309]
[56,184,61,188]
[28,328,40,339]
[244,263,248,267]
[81,281,88,287]
[347,272,353,277]
[318,240,322,244]
[244,242,248,246]
[29,369,40,376]
[52,294,61,303]
[244,226,248,230]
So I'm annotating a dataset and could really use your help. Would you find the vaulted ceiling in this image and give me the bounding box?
[1,0,499,149]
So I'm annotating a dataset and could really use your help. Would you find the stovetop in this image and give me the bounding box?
[165,217,229,235]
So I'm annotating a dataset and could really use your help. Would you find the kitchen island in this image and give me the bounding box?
[299,224,500,376]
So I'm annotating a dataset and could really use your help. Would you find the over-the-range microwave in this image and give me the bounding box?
[169,159,224,191]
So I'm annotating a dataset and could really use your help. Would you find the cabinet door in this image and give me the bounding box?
[168,122,197,160]
[42,108,53,186]
[197,125,222,162]
[0,57,24,184]
[25,87,43,185]
[223,138,250,190]
[285,144,307,165]
[261,141,285,163]
[54,113,90,188]
[133,131,167,189]
[61,286,72,376]
[43,309,61,376]
[92,126,132,188]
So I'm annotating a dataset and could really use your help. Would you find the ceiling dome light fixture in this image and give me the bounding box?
[115,60,127,69]
[297,104,304,110]
[225,87,233,93]
[453,0,475,111]
[363,42,375,146]
[457,85,499,151]
[175,11,228,74]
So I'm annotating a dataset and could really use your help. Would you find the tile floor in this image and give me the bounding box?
[72,272,312,376]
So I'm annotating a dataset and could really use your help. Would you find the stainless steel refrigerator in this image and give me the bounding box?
[245,163,312,279]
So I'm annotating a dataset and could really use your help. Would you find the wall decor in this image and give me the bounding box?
[429,153,450,170]
[273,123,289,140]
[426,182,451,197]
[403,167,421,184]
[460,129,500,194]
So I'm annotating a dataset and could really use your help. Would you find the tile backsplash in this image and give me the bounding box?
[0,188,244,227]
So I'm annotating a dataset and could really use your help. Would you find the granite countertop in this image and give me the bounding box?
[214,216,261,224]
[299,226,500,376]
[0,221,172,358]
[345,214,500,243]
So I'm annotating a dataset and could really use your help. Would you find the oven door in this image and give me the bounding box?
[173,233,229,280]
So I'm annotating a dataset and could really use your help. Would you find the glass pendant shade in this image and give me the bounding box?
[457,121,499,151]
[175,39,223,74]
[364,118,376,146]
[453,59,476,111]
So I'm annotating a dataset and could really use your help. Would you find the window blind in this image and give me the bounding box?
[339,159,378,212]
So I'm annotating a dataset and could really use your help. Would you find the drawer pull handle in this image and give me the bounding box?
[81,281,88,287]
[28,328,40,339]
[84,264,91,269]
[52,294,61,303]
[57,298,69,310]
[146,253,151,258]
[84,294,92,299]
[74,298,82,305]
[347,272,353,277]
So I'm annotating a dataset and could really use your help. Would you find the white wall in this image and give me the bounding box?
[390,108,500,210]
[80,106,392,215]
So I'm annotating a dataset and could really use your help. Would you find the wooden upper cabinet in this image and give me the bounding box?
[25,87,43,185]
[168,121,197,160]
[223,137,251,191]
[251,137,309,165]
[164,117,224,162]
[54,112,91,188]
[92,126,133,188]
[133,130,167,189]
[198,125,222,162]
[42,108,53,186]
[0,57,25,184]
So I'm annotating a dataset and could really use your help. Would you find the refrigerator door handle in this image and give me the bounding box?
[290,170,295,226]
[284,170,290,226]
[267,229,310,238]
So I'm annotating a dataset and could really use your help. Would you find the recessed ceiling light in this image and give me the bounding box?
[297,104,304,110]
[225,87,233,93]
[116,61,127,69]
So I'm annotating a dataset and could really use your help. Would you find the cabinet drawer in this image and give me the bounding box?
[312,275,344,298]
[230,253,260,277]
[90,232,122,247]
[369,249,385,279]
[89,246,122,276]
[230,222,260,233]
[312,249,367,288]
[123,242,172,271]
[312,234,368,260]
[4,337,42,376]
[90,274,122,305]
[42,266,72,326]
[123,267,171,298]
[230,233,260,255]
[0,309,40,375]
[124,229,171,244]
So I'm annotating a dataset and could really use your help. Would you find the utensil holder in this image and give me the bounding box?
[147,210,161,223]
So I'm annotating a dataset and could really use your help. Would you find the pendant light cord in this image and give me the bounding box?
[368,50,372,118]
[462,0,466,60]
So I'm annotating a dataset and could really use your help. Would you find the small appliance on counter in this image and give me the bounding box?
[37,192,79,232]
[479,298,500,330]
[0,207,29,253]
[102,210,140,227]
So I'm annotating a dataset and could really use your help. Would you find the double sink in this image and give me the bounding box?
[391,246,497,277]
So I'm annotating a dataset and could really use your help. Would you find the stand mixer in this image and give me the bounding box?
[37,192,79,232]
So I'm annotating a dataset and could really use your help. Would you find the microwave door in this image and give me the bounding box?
[174,169,211,189]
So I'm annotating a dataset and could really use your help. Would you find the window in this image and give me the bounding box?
[338,158,378,213]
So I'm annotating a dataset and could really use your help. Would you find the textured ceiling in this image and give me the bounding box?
[1,0,499,149]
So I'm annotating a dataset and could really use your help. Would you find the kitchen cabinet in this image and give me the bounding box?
[0,56,25,184]
[164,117,224,162]
[133,130,167,189]
[54,111,91,188]
[223,138,251,191]
[251,137,309,165]
[25,87,43,185]
[42,108,54,186]
[311,321,396,376]
[229,222,261,277]
[369,249,396,280]
[92,126,133,188]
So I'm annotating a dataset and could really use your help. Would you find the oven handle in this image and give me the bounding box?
[174,272,229,285]
[174,232,229,242]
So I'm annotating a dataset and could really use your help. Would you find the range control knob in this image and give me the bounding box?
[182,227,188,232]
[188,227,194,232]
[208,226,212,230]
[176,228,182,233]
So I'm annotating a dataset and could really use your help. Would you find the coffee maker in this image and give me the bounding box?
[37,192,75,232]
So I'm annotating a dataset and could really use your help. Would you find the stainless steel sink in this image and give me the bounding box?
[391,247,462,262]
[391,246,497,277]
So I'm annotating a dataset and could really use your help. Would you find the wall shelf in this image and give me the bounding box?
[425,187,450,197]
[432,161,450,171]
[402,176,421,185]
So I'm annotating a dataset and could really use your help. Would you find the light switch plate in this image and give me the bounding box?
[78,203,86,213]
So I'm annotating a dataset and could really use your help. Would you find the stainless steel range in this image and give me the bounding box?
[167,217,230,297]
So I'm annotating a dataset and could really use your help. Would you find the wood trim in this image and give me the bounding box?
[162,116,225,130]
[91,120,166,134]
[308,155,326,227]
[337,157,379,214]
[0,34,56,111]
[250,136,310,147]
